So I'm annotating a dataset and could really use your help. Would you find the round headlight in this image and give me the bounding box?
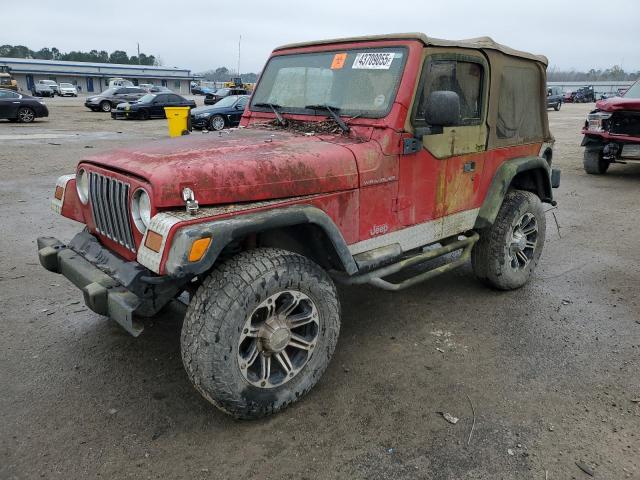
[131,188,151,233]
[76,168,89,204]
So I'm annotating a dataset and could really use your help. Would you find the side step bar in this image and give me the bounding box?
[333,232,479,291]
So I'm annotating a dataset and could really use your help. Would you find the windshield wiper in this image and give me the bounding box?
[253,102,286,126]
[304,104,350,133]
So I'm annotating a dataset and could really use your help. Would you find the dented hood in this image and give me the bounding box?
[82,129,359,208]
[595,96,640,112]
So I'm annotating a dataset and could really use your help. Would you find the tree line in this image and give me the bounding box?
[197,66,259,83]
[0,44,159,66]
[548,65,639,82]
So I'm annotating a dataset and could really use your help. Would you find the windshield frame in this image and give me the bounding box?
[622,80,640,99]
[250,46,408,119]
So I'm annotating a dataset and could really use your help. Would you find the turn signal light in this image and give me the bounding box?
[188,237,212,262]
[144,230,163,253]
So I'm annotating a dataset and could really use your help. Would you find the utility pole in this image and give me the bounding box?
[137,42,140,64]
[237,35,241,79]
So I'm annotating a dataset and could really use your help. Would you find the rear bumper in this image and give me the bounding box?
[37,232,184,336]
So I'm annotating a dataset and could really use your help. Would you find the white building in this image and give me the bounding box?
[0,57,198,94]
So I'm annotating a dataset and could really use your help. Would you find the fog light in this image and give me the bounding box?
[188,237,212,262]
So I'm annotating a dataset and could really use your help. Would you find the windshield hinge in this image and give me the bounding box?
[403,137,422,155]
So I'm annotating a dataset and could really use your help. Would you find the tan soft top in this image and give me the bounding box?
[275,32,548,65]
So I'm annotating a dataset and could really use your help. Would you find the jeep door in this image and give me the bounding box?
[398,49,489,227]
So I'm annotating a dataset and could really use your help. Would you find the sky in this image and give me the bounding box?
[3,0,639,74]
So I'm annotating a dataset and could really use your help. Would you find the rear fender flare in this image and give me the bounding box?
[475,156,552,229]
[165,205,358,277]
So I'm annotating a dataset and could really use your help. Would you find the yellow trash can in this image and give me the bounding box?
[164,107,191,137]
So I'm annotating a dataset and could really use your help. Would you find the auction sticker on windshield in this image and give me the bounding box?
[352,52,394,69]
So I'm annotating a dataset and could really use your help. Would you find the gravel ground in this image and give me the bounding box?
[1,98,639,480]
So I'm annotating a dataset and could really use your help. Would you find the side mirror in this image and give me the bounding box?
[424,91,460,127]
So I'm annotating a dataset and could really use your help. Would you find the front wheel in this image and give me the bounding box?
[209,114,225,131]
[100,101,111,112]
[17,107,35,123]
[554,101,561,111]
[583,149,609,174]
[472,190,546,290]
[137,109,149,120]
[181,248,340,419]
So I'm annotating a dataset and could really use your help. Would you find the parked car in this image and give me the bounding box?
[110,92,196,120]
[563,91,574,103]
[31,83,55,97]
[138,83,154,92]
[0,88,49,123]
[39,34,560,420]
[573,86,595,103]
[204,87,249,105]
[108,78,134,88]
[36,80,60,95]
[546,86,563,111]
[149,86,171,93]
[58,83,78,97]
[190,95,249,130]
[191,84,216,95]
[84,87,148,112]
[581,79,640,174]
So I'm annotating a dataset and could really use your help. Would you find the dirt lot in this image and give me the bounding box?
[1,97,639,480]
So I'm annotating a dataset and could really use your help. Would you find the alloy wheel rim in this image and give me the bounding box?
[237,290,319,389]
[509,212,538,271]
[19,109,34,122]
[212,117,224,130]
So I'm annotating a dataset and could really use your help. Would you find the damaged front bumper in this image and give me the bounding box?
[37,231,184,336]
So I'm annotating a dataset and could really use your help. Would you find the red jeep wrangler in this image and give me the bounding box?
[581,79,640,174]
[38,34,560,418]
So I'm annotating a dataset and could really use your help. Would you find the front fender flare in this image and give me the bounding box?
[165,205,358,277]
[475,156,553,229]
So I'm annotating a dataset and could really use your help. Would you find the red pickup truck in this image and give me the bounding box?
[38,33,560,418]
[581,79,640,174]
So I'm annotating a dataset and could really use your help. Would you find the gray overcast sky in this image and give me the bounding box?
[3,0,639,73]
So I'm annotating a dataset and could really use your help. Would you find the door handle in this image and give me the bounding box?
[463,161,476,173]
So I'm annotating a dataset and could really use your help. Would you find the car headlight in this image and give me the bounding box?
[196,113,211,118]
[76,168,89,204]
[586,112,612,132]
[131,188,151,233]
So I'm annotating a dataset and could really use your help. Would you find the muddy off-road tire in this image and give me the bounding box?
[181,248,340,419]
[472,190,546,290]
[583,149,610,175]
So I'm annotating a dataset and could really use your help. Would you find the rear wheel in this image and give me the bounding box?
[209,114,225,131]
[472,190,546,290]
[17,107,35,123]
[181,248,340,419]
[583,149,609,174]
[100,101,111,112]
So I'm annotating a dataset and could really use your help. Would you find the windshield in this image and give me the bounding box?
[138,94,157,103]
[214,95,240,108]
[60,83,73,88]
[251,47,407,118]
[41,80,56,85]
[101,88,117,96]
[623,80,640,98]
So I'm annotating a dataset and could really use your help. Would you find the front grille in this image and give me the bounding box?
[89,172,136,252]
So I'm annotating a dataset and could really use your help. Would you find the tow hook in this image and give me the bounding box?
[182,187,199,215]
